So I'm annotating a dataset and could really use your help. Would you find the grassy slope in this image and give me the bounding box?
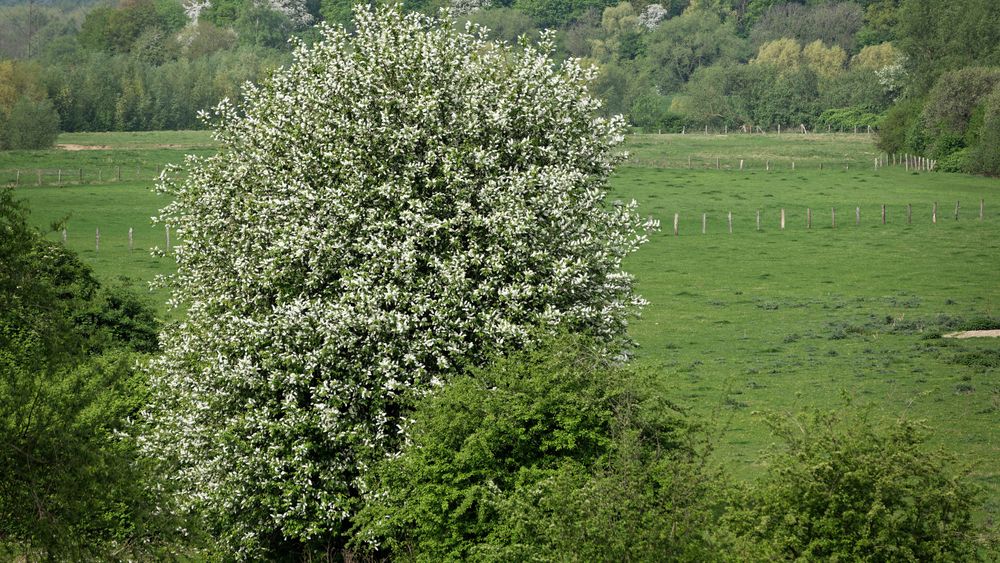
[10,131,1000,518]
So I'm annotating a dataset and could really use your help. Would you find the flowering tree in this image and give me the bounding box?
[141,5,655,557]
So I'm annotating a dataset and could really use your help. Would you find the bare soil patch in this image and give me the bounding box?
[57,143,113,151]
[943,330,1000,338]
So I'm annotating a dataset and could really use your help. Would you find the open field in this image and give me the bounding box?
[10,131,1000,520]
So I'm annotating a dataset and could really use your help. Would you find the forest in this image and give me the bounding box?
[1,0,999,173]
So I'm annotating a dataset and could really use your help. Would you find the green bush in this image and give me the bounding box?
[0,188,171,558]
[818,106,883,130]
[0,96,60,150]
[876,97,922,154]
[352,334,723,560]
[967,86,1000,176]
[725,407,988,561]
[936,147,971,173]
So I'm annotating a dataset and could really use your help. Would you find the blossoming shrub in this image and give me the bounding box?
[141,5,654,557]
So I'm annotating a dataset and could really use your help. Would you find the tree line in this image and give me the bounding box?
[0,0,999,174]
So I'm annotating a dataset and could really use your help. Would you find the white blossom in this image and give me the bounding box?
[141,5,653,557]
[638,3,668,30]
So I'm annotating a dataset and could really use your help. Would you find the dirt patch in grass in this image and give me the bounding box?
[944,330,1000,338]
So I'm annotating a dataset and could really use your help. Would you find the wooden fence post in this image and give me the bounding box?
[62,227,66,244]
[98,169,102,182]
[740,159,744,171]
[688,156,692,168]
[116,166,121,181]
[756,210,761,232]
[766,160,770,171]
[728,211,733,234]
[780,208,785,230]
[907,204,912,224]
[165,224,171,250]
[933,202,937,224]
[78,168,83,183]
[36,169,41,186]
[674,213,679,236]
[881,204,886,224]
[955,201,960,220]
[128,227,134,253]
[702,213,707,234]
[57,169,62,185]
[792,161,795,170]
[95,227,100,252]
[14,170,19,186]
[832,207,836,228]
[716,157,720,169]
[807,208,812,229]
[981,199,985,221]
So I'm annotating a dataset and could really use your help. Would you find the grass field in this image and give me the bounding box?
[9,131,1000,520]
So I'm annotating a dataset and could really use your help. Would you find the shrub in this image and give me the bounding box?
[967,86,1000,176]
[726,407,987,561]
[0,96,60,150]
[353,334,723,560]
[142,5,654,557]
[0,188,167,558]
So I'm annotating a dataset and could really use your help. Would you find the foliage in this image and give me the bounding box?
[852,41,902,70]
[875,96,922,153]
[641,9,747,93]
[0,188,167,558]
[749,2,863,52]
[921,67,1000,137]
[752,38,802,70]
[967,86,1000,176]
[726,407,987,561]
[353,334,723,560]
[818,107,883,130]
[802,40,846,79]
[141,5,653,558]
[0,96,60,150]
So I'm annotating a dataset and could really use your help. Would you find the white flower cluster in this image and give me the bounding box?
[638,3,668,30]
[141,5,654,556]
[263,0,314,28]
[450,0,492,15]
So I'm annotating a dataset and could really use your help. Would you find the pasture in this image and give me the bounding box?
[9,131,1000,519]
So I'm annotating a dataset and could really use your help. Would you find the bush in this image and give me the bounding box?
[967,86,1000,176]
[353,334,723,560]
[142,5,654,557]
[818,106,883,130]
[0,96,60,150]
[936,147,971,173]
[876,97,921,154]
[0,189,168,558]
[726,407,988,561]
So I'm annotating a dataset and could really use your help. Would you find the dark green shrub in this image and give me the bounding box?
[0,188,171,558]
[876,97,922,154]
[0,96,60,150]
[967,86,1000,177]
[352,334,723,560]
[726,407,988,561]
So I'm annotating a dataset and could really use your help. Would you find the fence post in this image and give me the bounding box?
[36,169,41,186]
[129,227,134,253]
[57,169,62,185]
[716,157,720,170]
[756,210,761,232]
[780,208,785,230]
[856,207,860,226]
[95,227,100,252]
[740,159,744,170]
[79,168,83,183]
[688,156,692,169]
[14,170,19,186]
[832,207,836,228]
[955,201,960,220]
[766,160,770,171]
[792,161,795,170]
[165,224,171,250]
[62,227,66,244]
[116,166,121,181]
[674,213,679,236]
[882,204,886,224]
[933,202,937,224]
[702,213,707,234]
[807,208,812,229]
[728,211,733,234]
[981,199,985,221]
[98,169,102,182]
[907,204,912,224]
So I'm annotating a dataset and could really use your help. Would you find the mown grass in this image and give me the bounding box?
[11,131,1000,520]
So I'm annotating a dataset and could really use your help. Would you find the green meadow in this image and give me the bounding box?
[9,131,1000,519]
